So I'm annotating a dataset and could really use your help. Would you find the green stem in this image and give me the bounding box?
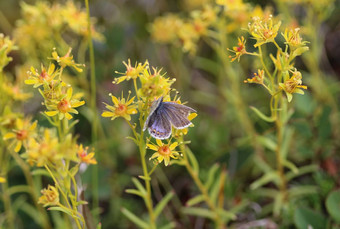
[84,0,99,218]
[180,143,224,229]
[2,175,15,229]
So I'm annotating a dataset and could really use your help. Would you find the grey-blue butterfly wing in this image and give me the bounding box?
[162,102,196,129]
[146,107,172,139]
[143,97,163,131]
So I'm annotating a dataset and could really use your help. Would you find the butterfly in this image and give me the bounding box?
[143,97,197,139]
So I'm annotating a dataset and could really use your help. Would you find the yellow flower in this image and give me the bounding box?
[138,67,175,98]
[45,87,85,120]
[0,177,6,183]
[38,185,59,207]
[177,22,199,54]
[51,48,84,72]
[25,63,58,88]
[102,93,137,121]
[148,139,180,166]
[24,129,60,167]
[77,144,97,165]
[113,59,148,84]
[150,14,183,43]
[1,82,32,101]
[248,15,281,47]
[3,118,37,153]
[279,69,307,102]
[228,36,247,62]
[244,69,265,84]
[0,33,17,69]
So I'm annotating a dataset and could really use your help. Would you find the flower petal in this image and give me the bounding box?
[3,132,16,140]
[14,141,22,153]
[67,87,73,100]
[45,111,59,116]
[102,111,114,117]
[147,144,159,151]
[65,113,73,120]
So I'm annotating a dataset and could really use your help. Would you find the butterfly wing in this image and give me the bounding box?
[162,102,196,129]
[147,108,172,139]
[143,97,163,131]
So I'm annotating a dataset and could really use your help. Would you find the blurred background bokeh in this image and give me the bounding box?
[1,0,340,228]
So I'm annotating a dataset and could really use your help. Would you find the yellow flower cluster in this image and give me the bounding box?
[14,1,104,61]
[26,49,85,120]
[102,60,197,166]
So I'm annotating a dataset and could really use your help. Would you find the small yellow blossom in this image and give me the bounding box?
[138,67,175,98]
[1,82,32,101]
[150,14,183,43]
[228,36,247,62]
[51,48,84,72]
[38,185,59,207]
[248,15,281,47]
[279,69,307,102]
[77,144,97,165]
[177,22,199,54]
[102,93,137,121]
[148,139,180,166]
[25,63,58,88]
[3,118,37,153]
[0,177,6,183]
[244,69,265,84]
[24,129,60,167]
[45,87,85,120]
[113,60,148,84]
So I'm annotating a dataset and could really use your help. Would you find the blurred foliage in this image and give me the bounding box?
[0,0,340,228]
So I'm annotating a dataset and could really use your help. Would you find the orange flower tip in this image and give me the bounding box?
[47,208,51,210]
[244,80,248,83]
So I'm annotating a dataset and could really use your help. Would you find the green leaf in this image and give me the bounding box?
[252,188,279,198]
[326,190,340,223]
[125,189,144,198]
[210,172,223,205]
[250,172,280,190]
[205,164,219,190]
[250,106,275,122]
[154,191,174,219]
[159,222,176,229]
[186,195,205,207]
[186,147,199,174]
[292,46,309,59]
[282,159,298,174]
[217,209,236,221]
[132,177,147,195]
[194,56,220,76]
[31,169,51,177]
[121,208,149,229]
[257,136,277,151]
[48,207,76,218]
[254,156,273,173]
[19,201,43,227]
[294,207,327,229]
[182,207,215,219]
[273,192,284,217]
[289,186,318,199]
[281,127,294,159]
[138,175,151,181]
[8,185,31,195]
[126,136,138,145]
[286,165,318,181]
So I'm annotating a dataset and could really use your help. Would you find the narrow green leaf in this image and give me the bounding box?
[8,185,31,195]
[326,190,340,223]
[186,147,199,174]
[138,175,151,181]
[31,169,51,177]
[217,209,236,221]
[48,207,76,218]
[288,186,318,199]
[125,189,145,198]
[252,188,279,198]
[154,191,174,219]
[210,172,222,205]
[121,208,149,229]
[281,127,294,159]
[282,159,298,174]
[286,164,318,181]
[205,163,219,190]
[132,177,147,195]
[182,207,215,219]
[250,172,280,190]
[186,195,205,207]
[257,136,277,151]
[126,136,138,145]
[250,106,275,122]
[254,156,273,173]
[159,222,176,229]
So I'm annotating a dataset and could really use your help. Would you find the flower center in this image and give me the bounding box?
[158,146,171,156]
[57,99,71,113]
[16,130,28,141]
[40,70,48,79]
[115,104,127,116]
